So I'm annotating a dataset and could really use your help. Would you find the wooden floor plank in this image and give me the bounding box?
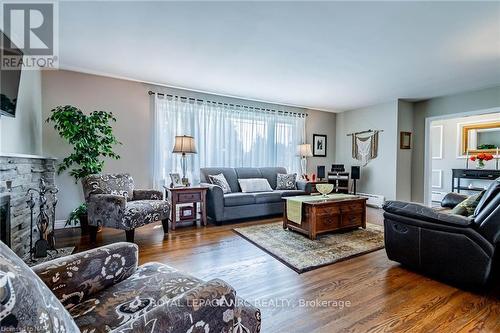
[56,208,500,333]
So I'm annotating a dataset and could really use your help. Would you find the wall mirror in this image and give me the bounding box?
[461,121,500,155]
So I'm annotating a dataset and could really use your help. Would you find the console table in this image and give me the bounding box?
[451,169,500,193]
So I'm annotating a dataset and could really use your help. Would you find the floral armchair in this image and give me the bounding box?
[82,173,170,242]
[0,241,262,333]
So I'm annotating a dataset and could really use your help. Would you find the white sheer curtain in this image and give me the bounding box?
[153,94,306,188]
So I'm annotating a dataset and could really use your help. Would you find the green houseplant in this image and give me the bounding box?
[47,105,121,233]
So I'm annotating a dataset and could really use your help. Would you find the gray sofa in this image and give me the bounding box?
[200,167,311,223]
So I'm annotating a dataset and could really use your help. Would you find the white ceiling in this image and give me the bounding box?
[58,1,500,112]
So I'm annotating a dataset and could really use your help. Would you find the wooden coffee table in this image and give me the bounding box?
[283,195,368,240]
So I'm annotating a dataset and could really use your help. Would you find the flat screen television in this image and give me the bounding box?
[0,30,23,117]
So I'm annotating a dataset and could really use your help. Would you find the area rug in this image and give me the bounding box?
[233,223,384,273]
[23,247,75,267]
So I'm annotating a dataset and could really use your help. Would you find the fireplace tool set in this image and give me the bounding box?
[26,178,59,260]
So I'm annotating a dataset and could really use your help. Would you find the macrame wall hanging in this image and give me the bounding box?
[348,129,383,166]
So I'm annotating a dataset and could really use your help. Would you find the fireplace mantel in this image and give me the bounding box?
[0,152,57,160]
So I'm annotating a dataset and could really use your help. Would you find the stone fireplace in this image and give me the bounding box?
[0,194,10,247]
[0,153,56,257]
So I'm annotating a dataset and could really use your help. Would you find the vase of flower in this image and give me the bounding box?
[470,153,493,169]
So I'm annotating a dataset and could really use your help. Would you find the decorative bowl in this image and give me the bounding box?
[316,183,334,197]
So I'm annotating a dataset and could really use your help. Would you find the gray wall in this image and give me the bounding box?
[335,101,399,200]
[42,70,336,219]
[412,86,500,202]
[42,70,152,219]
[0,70,42,155]
[396,100,414,201]
[305,109,336,175]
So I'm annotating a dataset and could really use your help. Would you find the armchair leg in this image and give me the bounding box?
[161,219,169,234]
[89,226,98,244]
[125,229,135,243]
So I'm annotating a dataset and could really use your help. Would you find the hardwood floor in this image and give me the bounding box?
[57,208,500,333]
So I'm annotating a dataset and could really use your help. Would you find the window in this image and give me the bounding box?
[153,95,306,188]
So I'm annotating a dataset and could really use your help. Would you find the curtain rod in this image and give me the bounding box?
[148,90,308,117]
[346,129,384,136]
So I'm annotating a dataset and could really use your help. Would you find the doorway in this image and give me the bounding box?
[424,109,500,206]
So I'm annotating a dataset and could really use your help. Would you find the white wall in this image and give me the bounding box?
[42,70,336,219]
[430,112,500,197]
[335,101,399,200]
[0,70,42,155]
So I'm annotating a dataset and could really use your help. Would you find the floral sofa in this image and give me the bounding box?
[82,173,170,242]
[0,241,261,333]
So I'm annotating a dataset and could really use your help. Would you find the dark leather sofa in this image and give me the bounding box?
[382,178,500,287]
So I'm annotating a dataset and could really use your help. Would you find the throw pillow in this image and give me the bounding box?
[209,173,232,193]
[276,173,297,190]
[238,178,273,193]
[450,191,485,216]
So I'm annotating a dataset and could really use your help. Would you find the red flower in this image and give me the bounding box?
[484,153,494,161]
[477,153,486,160]
[470,156,476,161]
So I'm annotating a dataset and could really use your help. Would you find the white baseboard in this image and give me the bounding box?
[431,191,447,202]
[55,219,78,230]
[356,192,385,208]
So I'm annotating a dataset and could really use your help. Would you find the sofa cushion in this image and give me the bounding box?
[71,262,203,333]
[253,191,283,204]
[474,178,500,217]
[441,192,468,208]
[83,173,135,200]
[276,173,297,190]
[450,191,484,216]
[200,168,240,193]
[123,200,170,229]
[475,190,500,225]
[383,201,474,227]
[72,262,260,333]
[224,193,256,207]
[33,242,139,309]
[259,167,288,190]
[0,241,79,333]
[238,178,273,193]
[235,167,263,180]
[209,173,232,194]
[275,189,307,197]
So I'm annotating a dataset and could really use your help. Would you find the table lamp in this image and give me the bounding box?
[173,135,197,186]
[298,144,313,178]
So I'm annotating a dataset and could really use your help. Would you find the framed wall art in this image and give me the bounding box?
[313,134,327,157]
[400,131,412,149]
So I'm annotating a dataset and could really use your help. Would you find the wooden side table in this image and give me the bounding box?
[164,186,208,230]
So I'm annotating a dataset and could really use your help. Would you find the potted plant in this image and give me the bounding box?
[469,153,494,169]
[47,105,121,234]
[65,203,88,232]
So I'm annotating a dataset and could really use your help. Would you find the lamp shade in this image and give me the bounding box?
[172,135,197,154]
[298,144,313,157]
